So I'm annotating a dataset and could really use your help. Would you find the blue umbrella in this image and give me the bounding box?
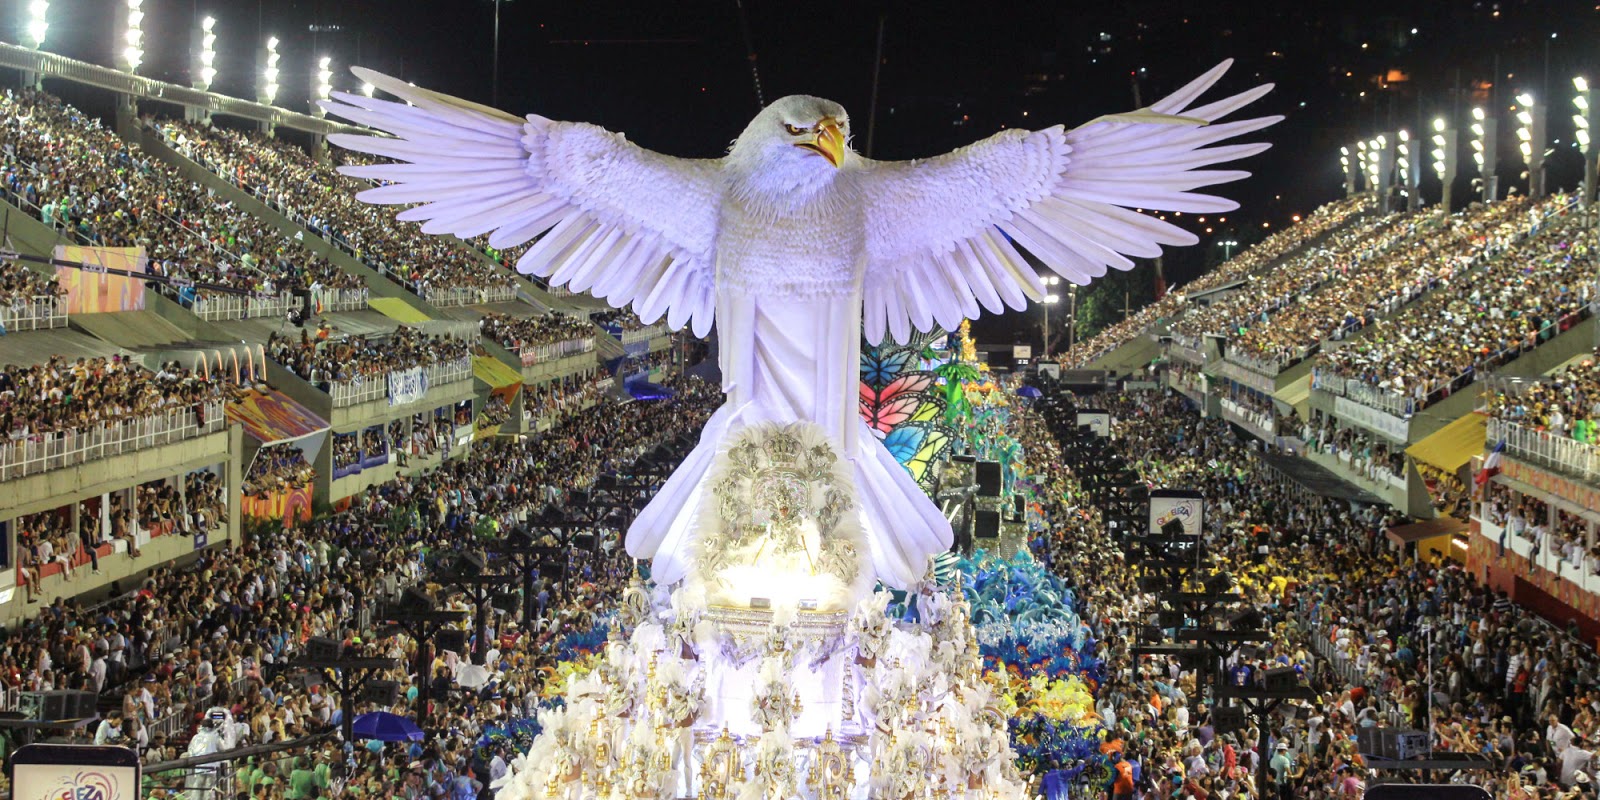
[1018,385,1043,398]
[352,711,425,742]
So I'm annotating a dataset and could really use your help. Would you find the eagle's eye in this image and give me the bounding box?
[782,123,806,136]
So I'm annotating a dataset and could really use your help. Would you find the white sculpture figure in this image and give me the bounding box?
[323,60,1275,601]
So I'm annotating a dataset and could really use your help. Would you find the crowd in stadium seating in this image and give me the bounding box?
[0,90,362,308]
[0,356,233,443]
[0,263,64,308]
[1033,390,1600,799]
[1,377,719,798]
[266,327,471,389]
[245,445,316,500]
[478,312,591,352]
[1297,408,1407,486]
[154,120,513,301]
[591,309,653,333]
[1314,202,1594,412]
[1484,348,1600,445]
[1053,195,1374,367]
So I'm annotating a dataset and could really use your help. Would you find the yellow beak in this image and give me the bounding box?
[796,118,845,168]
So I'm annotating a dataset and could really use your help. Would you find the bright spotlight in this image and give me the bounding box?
[260,36,281,104]
[25,0,48,49]
[119,0,145,72]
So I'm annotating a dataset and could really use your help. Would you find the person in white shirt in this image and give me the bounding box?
[93,711,126,746]
[1561,741,1593,787]
[1548,715,1576,757]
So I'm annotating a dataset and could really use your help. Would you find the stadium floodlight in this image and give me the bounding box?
[1468,106,1498,201]
[118,0,145,73]
[1396,129,1418,209]
[361,82,376,97]
[25,0,48,49]
[1430,117,1458,211]
[312,56,333,116]
[1513,92,1546,198]
[193,15,217,91]
[1577,77,1598,206]
[260,36,281,105]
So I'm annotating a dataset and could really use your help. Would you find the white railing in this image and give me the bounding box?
[519,337,595,367]
[1220,397,1277,438]
[426,356,473,388]
[328,374,388,407]
[0,295,67,332]
[315,286,369,313]
[418,283,518,308]
[620,324,668,344]
[191,291,295,321]
[1312,369,1416,418]
[1487,417,1600,484]
[1168,340,1206,365]
[0,401,227,482]
[1224,344,1312,377]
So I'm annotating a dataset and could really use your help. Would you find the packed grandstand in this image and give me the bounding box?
[0,38,1596,800]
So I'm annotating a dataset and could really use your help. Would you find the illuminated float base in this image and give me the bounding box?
[494,422,1024,800]
[493,590,1025,800]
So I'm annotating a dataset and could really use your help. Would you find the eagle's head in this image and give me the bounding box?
[727,95,852,209]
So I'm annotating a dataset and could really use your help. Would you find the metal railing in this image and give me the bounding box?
[327,356,474,408]
[0,401,227,482]
[0,295,67,332]
[619,324,667,344]
[191,291,295,321]
[1486,417,1600,484]
[1224,344,1313,377]
[519,336,595,367]
[418,283,518,308]
[315,286,369,313]
[1220,397,1277,437]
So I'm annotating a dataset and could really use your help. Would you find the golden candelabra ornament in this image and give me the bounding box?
[806,728,854,800]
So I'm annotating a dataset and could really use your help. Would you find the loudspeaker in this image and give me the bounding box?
[67,691,96,719]
[1137,576,1164,593]
[1212,705,1246,734]
[362,680,400,707]
[301,672,324,691]
[1157,610,1184,629]
[1205,573,1235,595]
[974,510,1001,539]
[538,563,566,580]
[306,637,342,661]
[573,533,597,552]
[1229,609,1265,630]
[975,461,1002,497]
[1262,667,1299,691]
[436,629,468,654]
[400,587,434,612]
[1161,518,1187,538]
[453,552,487,576]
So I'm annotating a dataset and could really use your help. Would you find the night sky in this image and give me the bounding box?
[18,0,1600,346]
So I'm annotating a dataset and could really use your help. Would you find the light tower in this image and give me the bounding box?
[258,37,281,106]
[1575,77,1597,207]
[312,56,333,117]
[1514,93,1546,199]
[1430,117,1457,212]
[1469,107,1499,202]
[25,1,48,49]
[116,0,145,73]
[192,16,217,92]
[1340,146,1358,197]
[1396,130,1419,211]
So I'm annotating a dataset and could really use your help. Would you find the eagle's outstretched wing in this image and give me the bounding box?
[858,59,1279,344]
[323,69,722,336]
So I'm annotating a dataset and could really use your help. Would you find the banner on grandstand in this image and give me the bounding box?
[1149,489,1205,536]
[54,245,146,313]
[1333,396,1410,443]
[242,485,314,528]
[1076,410,1111,437]
[388,367,429,406]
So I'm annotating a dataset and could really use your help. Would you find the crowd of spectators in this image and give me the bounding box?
[0,375,720,799]
[266,326,472,390]
[0,263,64,309]
[1313,200,1593,412]
[479,312,591,352]
[591,309,653,333]
[1027,389,1600,799]
[1484,348,1600,446]
[1054,195,1374,367]
[0,90,362,311]
[1297,408,1407,487]
[154,120,514,302]
[0,356,235,444]
[244,445,316,500]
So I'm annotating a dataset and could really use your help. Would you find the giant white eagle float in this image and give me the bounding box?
[325,60,1276,799]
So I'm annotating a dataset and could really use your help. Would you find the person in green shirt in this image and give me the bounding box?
[288,756,319,800]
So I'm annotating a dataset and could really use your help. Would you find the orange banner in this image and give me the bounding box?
[54,245,147,313]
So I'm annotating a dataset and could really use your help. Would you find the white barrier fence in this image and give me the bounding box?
[520,337,595,367]
[327,356,474,408]
[620,324,667,344]
[191,291,295,321]
[0,295,67,332]
[1487,417,1600,483]
[418,283,518,308]
[0,401,227,482]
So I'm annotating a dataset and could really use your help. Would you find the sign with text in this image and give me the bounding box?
[387,367,429,406]
[13,743,140,800]
[1149,489,1205,536]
